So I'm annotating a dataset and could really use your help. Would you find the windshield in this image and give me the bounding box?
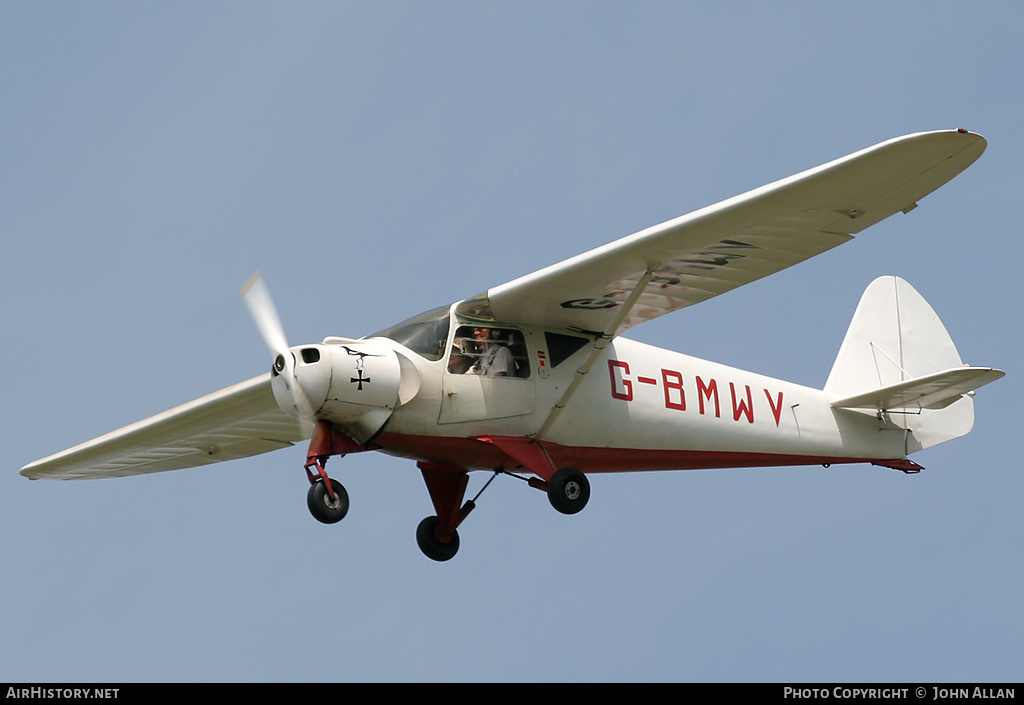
[370,306,451,361]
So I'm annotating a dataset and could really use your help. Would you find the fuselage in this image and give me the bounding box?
[352,311,907,474]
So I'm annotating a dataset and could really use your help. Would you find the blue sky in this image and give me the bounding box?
[2,2,1021,682]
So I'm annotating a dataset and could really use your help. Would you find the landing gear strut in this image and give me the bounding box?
[302,420,361,525]
[473,436,592,515]
[413,458,594,560]
[416,462,483,562]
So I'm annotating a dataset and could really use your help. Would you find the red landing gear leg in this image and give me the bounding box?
[303,420,359,525]
[415,462,474,561]
[476,435,591,515]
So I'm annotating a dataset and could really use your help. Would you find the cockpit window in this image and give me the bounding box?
[544,332,589,368]
[370,306,450,361]
[448,325,530,378]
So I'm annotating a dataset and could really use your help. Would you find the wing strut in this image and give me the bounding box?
[533,267,657,441]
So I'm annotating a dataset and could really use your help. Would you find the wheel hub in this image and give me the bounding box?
[564,481,581,500]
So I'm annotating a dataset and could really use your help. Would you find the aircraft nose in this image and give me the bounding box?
[292,345,332,412]
[268,344,333,420]
[272,354,287,376]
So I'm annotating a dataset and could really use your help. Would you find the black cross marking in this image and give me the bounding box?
[350,370,371,390]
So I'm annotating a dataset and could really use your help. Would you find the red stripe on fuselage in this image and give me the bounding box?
[372,431,877,474]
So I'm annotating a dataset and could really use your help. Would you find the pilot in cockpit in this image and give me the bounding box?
[468,327,514,376]
[449,327,514,377]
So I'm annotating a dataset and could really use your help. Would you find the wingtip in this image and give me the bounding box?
[19,460,44,480]
[952,127,987,151]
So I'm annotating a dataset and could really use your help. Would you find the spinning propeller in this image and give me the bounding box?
[240,272,317,428]
[241,272,412,446]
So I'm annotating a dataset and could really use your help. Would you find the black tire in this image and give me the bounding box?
[547,467,590,515]
[416,515,460,561]
[307,479,349,524]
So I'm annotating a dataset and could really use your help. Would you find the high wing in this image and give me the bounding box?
[20,130,985,482]
[20,374,307,480]
[456,129,986,335]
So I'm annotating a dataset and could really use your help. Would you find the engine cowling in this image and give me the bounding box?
[272,339,405,444]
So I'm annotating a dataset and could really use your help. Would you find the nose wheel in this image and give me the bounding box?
[302,420,361,525]
[304,453,350,525]
[307,478,349,524]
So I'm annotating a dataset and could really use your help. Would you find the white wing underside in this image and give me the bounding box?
[457,130,986,334]
[20,130,986,480]
[21,375,308,480]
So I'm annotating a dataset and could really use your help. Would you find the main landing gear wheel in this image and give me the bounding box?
[547,467,590,515]
[416,515,460,562]
[307,478,350,524]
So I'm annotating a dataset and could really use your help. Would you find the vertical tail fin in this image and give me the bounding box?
[824,276,1003,452]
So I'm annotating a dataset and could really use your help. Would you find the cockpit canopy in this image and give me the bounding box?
[370,305,451,361]
[370,305,532,378]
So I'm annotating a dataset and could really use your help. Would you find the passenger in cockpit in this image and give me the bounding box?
[447,339,473,374]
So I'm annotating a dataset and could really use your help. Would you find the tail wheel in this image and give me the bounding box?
[416,515,460,561]
[307,478,350,524]
[547,467,590,515]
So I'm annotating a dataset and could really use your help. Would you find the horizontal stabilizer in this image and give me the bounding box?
[830,366,1004,411]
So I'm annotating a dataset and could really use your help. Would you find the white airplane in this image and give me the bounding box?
[21,129,1004,561]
